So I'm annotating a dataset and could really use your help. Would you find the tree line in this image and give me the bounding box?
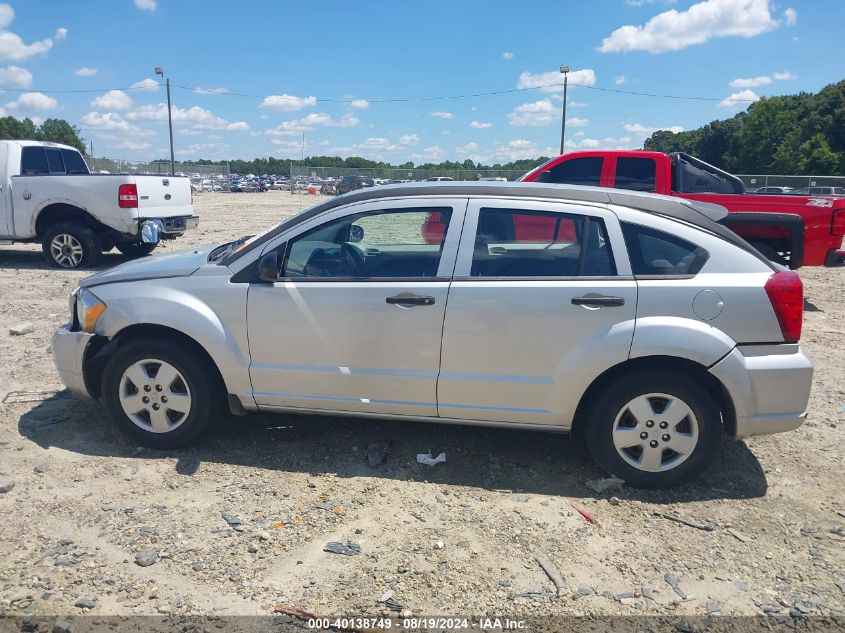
[0,116,86,154]
[644,80,845,175]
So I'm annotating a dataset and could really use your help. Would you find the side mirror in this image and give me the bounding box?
[349,224,364,243]
[257,251,280,282]
[534,170,552,183]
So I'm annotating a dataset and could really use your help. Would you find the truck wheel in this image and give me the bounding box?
[584,370,721,489]
[42,223,102,269]
[101,340,219,449]
[117,242,157,258]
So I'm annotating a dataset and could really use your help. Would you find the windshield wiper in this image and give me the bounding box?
[209,235,253,262]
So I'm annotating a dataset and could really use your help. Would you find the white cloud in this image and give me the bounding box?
[517,68,597,91]
[625,0,679,5]
[193,86,228,95]
[719,89,760,108]
[349,99,369,109]
[624,122,684,136]
[81,111,138,132]
[566,117,589,127]
[398,134,419,146]
[6,91,57,111]
[431,111,453,119]
[0,64,30,88]
[117,139,151,151]
[74,67,97,77]
[261,94,317,112]
[130,78,159,92]
[265,112,359,136]
[729,70,794,88]
[502,51,514,60]
[91,89,133,110]
[599,0,778,54]
[127,103,250,130]
[54,27,67,41]
[410,145,446,161]
[493,139,541,162]
[456,142,478,154]
[470,120,492,129]
[508,99,558,127]
[579,138,600,148]
[134,0,157,11]
[0,3,54,61]
[615,75,627,85]
[179,128,203,136]
[783,7,797,26]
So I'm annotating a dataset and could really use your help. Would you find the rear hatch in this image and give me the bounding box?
[134,175,192,218]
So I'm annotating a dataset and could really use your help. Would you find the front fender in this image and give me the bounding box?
[91,277,254,405]
[630,316,735,367]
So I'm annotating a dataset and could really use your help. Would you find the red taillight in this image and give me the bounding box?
[832,210,845,237]
[118,183,138,208]
[764,271,803,343]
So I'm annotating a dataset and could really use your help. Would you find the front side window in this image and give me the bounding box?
[283,207,452,279]
[470,208,615,277]
[621,222,709,276]
[20,147,49,175]
[546,157,603,186]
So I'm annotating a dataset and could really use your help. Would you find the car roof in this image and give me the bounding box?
[224,181,766,267]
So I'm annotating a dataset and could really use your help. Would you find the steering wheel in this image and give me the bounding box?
[340,243,365,276]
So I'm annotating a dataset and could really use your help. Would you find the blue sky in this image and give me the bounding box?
[2,0,841,164]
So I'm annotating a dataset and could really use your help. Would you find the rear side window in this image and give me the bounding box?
[546,157,602,186]
[471,208,616,277]
[61,149,89,174]
[615,157,656,192]
[621,222,709,276]
[20,147,49,175]
[45,149,65,173]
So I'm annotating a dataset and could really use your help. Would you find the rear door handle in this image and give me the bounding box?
[571,295,625,307]
[386,294,435,306]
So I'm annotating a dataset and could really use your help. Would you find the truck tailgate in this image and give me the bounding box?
[135,176,192,218]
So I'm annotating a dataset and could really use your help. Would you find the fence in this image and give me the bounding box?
[737,174,845,190]
[86,157,230,178]
[290,166,526,182]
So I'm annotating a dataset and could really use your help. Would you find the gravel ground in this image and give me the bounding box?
[0,191,843,623]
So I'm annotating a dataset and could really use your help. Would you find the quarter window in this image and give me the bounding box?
[615,157,656,192]
[621,222,709,276]
[282,207,452,279]
[470,208,616,277]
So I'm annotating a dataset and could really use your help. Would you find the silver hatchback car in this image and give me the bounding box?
[52,182,813,488]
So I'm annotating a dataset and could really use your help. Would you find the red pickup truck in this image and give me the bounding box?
[509,151,844,268]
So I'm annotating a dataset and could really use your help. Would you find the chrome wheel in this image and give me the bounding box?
[50,234,84,268]
[612,392,699,473]
[119,359,192,433]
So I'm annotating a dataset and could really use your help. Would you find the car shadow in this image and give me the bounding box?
[18,391,768,503]
[0,247,145,271]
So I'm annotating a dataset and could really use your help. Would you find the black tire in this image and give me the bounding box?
[117,242,157,257]
[41,223,102,269]
[584,370,722,489]
[101,339,221,449]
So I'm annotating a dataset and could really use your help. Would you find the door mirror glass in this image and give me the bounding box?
[257,251,280,282]
[349,224,364,243]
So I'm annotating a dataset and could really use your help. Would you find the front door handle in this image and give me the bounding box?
[571,295,625,307]
[386,294,435,306]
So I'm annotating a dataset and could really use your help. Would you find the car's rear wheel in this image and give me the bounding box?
[584,370,721,488]
[101,340,218,448]
[42,223,102,269]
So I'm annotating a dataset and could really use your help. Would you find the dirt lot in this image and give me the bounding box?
[0,192,843,624]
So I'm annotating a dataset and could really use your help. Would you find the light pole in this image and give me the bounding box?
[154,66,175,176]
[559,64,569,155]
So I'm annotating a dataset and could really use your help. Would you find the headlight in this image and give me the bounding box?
[76,288,106,333]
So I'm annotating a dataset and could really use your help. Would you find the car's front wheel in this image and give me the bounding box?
[584,370,721,488]
[101,340,218,448]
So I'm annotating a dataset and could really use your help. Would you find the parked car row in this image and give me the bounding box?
[753,185,845,196]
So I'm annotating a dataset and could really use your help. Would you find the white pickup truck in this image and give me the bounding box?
[0,140,198,268]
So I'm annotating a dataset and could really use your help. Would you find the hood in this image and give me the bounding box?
[79,245,217,288]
